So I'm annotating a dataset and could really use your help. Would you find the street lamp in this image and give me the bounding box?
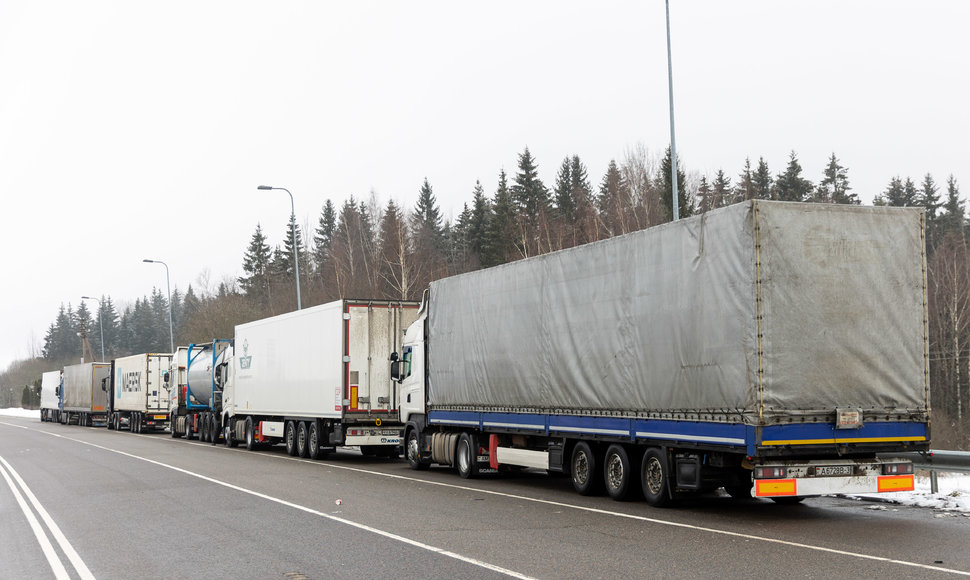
[258,185,302,310]
[143,259,175,352]
[80,296,106,361]
[665,0,680,221]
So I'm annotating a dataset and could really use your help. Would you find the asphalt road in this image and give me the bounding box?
[2,415,968,579]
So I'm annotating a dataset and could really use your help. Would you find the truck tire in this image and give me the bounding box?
[107,413,115,430]
[641,448,672,507]
[406,428,429,471]
[245,417,256,451]
[185,415,194,440]
[296,421,309,458]
[171,416,181,438]
[604,444,637,501]
[570,441,602,496]
[285,421,297,456]
[224,423,237,448]
[307,422,322,460]
[456,433,478,479]
[201,415,210,442]
[209,415,220,445]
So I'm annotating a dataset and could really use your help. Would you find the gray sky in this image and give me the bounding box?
[2,1,968,371]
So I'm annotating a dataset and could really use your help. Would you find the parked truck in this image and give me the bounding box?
[169,340,232,443]
[61,361,111,426]
[40,370,61,423]
[107,352,173,433]
[392,200,929,505]
[221,300,419,458]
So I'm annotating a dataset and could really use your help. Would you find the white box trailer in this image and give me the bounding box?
[225,299,419,458]
[107,352,173,433]
[61,362,111,426]
[40,370,61,423]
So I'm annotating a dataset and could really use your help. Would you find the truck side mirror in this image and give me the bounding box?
[101,378,108,392]
[55,387,60,396]
[390,360,401,381]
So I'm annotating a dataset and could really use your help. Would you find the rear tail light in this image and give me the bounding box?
[882,462,913,475]
[755,466,787,479]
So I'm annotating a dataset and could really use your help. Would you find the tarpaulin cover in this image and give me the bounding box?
[427,201,928,424]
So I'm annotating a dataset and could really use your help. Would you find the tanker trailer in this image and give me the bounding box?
[169,340,232,443]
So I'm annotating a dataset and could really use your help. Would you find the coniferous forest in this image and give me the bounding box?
[4,146,968,448]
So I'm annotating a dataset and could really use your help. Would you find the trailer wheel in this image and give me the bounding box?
[296,422,309,458]
[209,415,220,445]
[604,444,637,501]
[406,429,429,471]
[456,433,478,479]
[570,441,603,496]
[641,448,672,507]
[285,421,298,456]
[107,413,114,430]
[245,417,256,451]
[307,422,322,460]
[185,415,195,440]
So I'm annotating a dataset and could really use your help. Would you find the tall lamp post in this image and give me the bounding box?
[665,0,680,221]
[143,259,175,352]
[80,296,106,361]
[257,185,302,310]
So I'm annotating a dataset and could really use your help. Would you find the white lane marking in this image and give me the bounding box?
[0,457,70,580]
[10,420,970,577]
[0,456,96,580]
[30,429,534,580]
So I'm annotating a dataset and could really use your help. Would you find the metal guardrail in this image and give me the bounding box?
[879,450,970,493]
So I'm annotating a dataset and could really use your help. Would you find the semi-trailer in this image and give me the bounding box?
[169,340,232,443]
[40,370,61,423]
[107,352,173,433]
[222,299,419,458]
[61,361,111,426]
[392,200,930,505]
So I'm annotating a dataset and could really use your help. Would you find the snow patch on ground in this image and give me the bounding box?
[0,407,40,418]
[849,471,970,513]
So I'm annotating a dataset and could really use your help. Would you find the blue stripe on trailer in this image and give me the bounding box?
[759,421,929,446]
[428,410,751,449]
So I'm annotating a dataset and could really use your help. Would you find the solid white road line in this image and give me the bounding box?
[0,456,96,580]
[0,456,70,580]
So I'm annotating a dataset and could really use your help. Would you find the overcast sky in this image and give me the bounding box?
[2,1,968,371]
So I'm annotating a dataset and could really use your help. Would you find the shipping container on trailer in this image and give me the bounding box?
[61,362,111,426]
[394,200,930,506]
[107,352,173,433]
[224,299,419,458]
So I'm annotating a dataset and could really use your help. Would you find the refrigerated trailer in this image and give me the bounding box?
[40,370,61,423]
[222,299,419,458]
[393,200,929,505]
[107,352,173,433]
[61,362,111,426]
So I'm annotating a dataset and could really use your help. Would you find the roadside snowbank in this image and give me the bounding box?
[0,407,40,418]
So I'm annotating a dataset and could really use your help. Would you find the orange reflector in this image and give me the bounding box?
[756,479,797,497]
[878,475,914,492]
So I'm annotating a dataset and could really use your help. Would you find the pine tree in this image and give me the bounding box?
[940,175,965,238]
[466,181,490,267]
[773,151,814,202]
[570,155,593,211]
[697,176,713,213]
[553,157,573,221]
[754,157,773,200]
[711,169,733,208]
[921,173,943,249]
[378,199,414,300]
[414,178,443,243]
[658,146,692,221]
[511,147,550,229]
[482,170,515,267]
[239,223,273,306]
[816,153,856,204]
[313,199,337,275]
[735,157,755,202]
[598,159,627,234]
[878,177,907,206]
